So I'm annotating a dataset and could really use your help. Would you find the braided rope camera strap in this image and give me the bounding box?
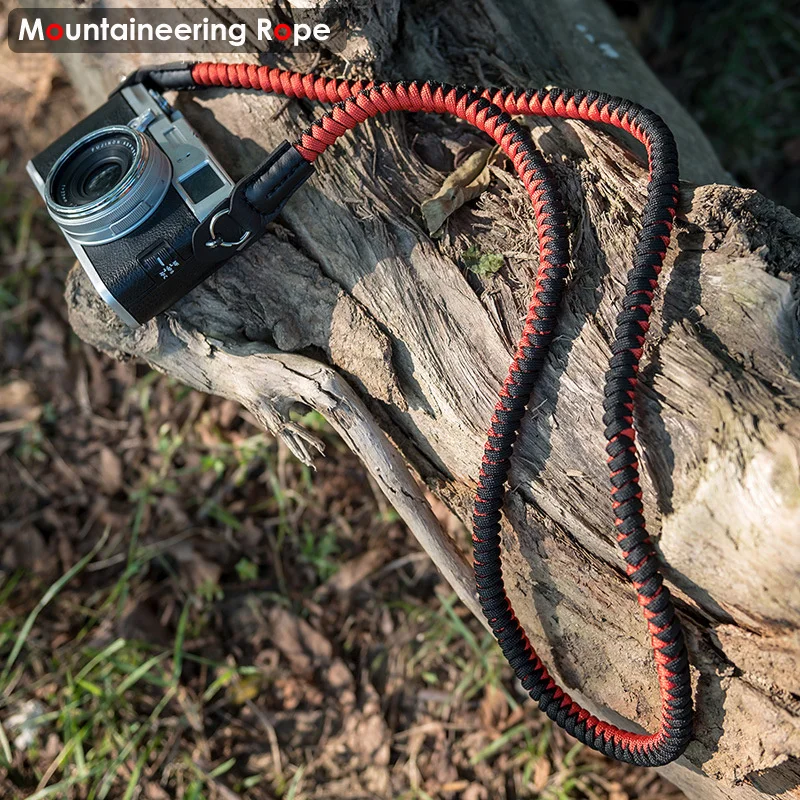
[187,62,693,767]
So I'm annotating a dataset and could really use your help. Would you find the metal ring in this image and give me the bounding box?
[205,208,250,249]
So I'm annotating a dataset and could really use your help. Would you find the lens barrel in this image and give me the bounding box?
[44,126,171,245]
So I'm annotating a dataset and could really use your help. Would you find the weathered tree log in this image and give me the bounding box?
[57,1,800,798]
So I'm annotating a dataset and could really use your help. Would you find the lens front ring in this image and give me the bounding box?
[44,125,171,246]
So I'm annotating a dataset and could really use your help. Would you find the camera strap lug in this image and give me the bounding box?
[128,109,156,133]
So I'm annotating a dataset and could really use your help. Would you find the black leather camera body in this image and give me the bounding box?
[28,68,314,327]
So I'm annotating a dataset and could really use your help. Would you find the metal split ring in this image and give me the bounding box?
[205,208,250,249]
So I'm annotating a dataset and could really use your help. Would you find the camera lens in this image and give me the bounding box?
[51,131,137,207]
[84,162,123,196]
[44,125,171,245]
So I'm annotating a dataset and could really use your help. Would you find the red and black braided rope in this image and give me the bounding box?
[190,62,693,767]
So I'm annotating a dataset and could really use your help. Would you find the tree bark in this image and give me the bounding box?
[56,1,800,798]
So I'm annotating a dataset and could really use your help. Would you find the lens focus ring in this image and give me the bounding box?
[44,125,171,246]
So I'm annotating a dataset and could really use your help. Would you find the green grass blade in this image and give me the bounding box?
[27,764,108,800]
[96,687,175,800]
[1,528,110,684]
[0,717,12,765]
[122,737,158,800]
[208,757,235,778]
[115,652,167,696]
[74,638,127,684]
[469,722,528,765]
[285,765,306,800]
[171,601,190,689]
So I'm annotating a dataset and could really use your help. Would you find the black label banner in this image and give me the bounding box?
[9,7,349,54]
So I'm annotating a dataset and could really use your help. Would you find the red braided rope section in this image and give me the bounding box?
[190,62,692,767]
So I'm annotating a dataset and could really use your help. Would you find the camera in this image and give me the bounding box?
[28,68,314,327]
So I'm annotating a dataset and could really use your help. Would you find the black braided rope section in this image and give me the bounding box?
[471,89,692,767]
[189,65,694,766]
[294,80,693,767]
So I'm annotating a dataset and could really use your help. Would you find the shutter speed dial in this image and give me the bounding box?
[138,241,181,283]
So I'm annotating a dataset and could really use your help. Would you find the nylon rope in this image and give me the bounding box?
[189,62,693,767]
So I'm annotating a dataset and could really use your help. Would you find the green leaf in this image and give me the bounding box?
[463,245,504,277]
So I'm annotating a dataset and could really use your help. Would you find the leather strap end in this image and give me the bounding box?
[111,62,198,96]
[244,141,315,218]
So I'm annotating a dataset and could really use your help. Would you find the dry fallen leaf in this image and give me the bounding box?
[170,541,223,592]
[440,781,470,793]
[532,756,551,792]
[421,147,495,235]
[319,547,389,594]
[99,446,124,495]
[267,606,333,675]
[478,683,509,731]
[144,781,171,800]
[463,783,489,800]
[0,379,41,433]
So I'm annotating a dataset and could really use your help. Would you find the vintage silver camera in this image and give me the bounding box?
[28,68,313,326]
